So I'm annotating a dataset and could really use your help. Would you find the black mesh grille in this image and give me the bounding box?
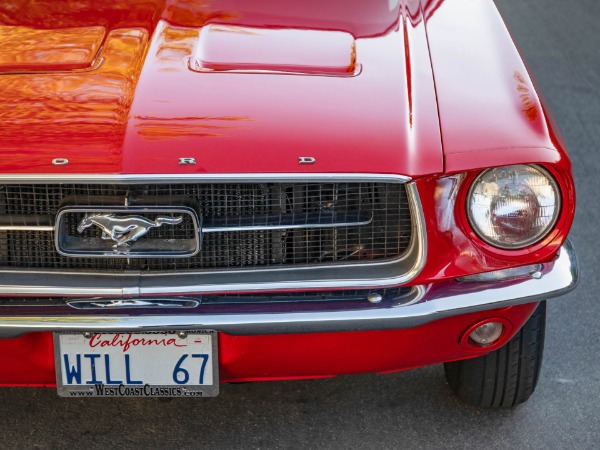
[0,182,412,272]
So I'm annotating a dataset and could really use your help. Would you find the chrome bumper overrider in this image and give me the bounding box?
[0,241,577,338]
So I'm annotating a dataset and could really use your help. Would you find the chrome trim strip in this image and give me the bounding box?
[0,225,54,231]
[202,211,373,233]
[0,213,373,233]
[0,173,411,184]
[0,241,577,337]
[0,215,54,231]
[66,298,200,309]
[202,222,370,233]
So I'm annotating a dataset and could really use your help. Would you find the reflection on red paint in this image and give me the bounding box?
[514,71,539,122]
[0,28,148,171]
[0,26,105,71]
[162,0,399,37]
[164,0,240,28]
[0,0,446,175]
[0,1,164,30]
[134,115,251,140]
[155,25,199,63]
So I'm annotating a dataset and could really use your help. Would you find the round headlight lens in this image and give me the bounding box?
[467,165,560,249]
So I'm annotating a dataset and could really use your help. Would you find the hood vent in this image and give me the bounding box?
[190,24,358,76]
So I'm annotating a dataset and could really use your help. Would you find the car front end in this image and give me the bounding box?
[0,0,577,406]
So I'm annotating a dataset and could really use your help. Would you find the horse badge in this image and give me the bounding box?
[77,213,183,252]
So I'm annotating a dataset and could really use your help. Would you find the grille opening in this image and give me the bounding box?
[0,182,412,272]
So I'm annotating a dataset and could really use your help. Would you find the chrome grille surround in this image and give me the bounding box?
[0,174,425,294]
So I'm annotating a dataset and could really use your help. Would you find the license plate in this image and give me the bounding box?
[54,331,218,397]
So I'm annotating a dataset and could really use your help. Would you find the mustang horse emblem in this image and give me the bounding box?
[77,214,183,251]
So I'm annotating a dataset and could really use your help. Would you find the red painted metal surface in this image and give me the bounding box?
[0,303,538,386]
[0,0,573,179]
[0,0,576,383]
[0,0,443,176]
[424,0,573,175]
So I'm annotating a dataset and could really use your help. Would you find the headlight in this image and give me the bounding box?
[467,165,560,249]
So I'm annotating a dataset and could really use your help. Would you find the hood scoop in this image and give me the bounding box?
[190,24,358,76]
[0,25,105,72]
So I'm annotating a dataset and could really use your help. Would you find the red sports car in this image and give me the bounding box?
[0,0,577,407]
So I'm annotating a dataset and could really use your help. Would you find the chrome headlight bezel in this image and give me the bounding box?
[466,164,561,250]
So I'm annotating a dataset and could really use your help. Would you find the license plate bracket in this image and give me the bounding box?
[54,330,219,397]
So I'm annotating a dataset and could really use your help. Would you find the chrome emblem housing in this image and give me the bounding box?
[55,207,201,258]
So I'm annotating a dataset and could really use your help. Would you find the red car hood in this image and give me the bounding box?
[0,0,443,177]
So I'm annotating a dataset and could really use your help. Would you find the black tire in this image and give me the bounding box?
[444,301,546,408]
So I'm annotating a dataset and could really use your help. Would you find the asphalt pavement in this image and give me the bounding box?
[2,0,600,448]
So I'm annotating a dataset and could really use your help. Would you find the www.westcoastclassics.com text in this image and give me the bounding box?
[68,384,205,397]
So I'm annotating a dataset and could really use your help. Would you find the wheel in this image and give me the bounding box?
[444,301,546,407]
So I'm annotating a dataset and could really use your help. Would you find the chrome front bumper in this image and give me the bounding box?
[0,241,577,338]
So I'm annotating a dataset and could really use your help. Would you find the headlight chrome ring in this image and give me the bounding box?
[466,165,561,250]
